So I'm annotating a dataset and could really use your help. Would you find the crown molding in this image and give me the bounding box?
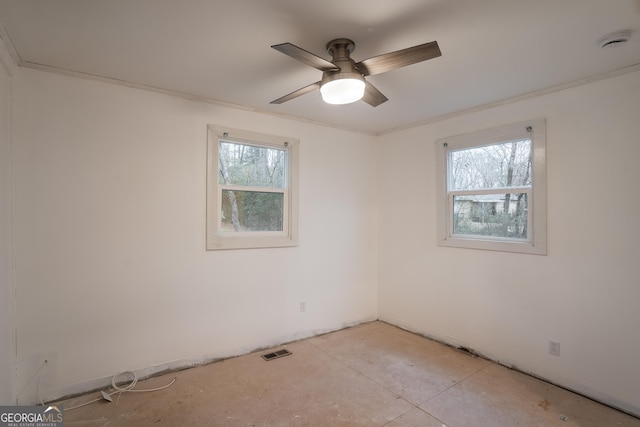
[378,62,640,136]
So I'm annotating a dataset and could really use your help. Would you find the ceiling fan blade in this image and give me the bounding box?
[271,43,339,72]
[361,81,388,107]
[270,81,321,104]
[355,41,441,76]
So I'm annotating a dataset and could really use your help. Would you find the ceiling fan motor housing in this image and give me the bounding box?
[321,38,365,87]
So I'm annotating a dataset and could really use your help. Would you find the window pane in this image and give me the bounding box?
[218,141,286,188]
[450,139,532,190]
[453,193,528,239]
[221,190,284,232]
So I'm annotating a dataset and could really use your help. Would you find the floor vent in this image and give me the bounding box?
[261,349,292,361]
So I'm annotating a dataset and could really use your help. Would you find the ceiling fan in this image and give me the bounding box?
[270,38,441,106]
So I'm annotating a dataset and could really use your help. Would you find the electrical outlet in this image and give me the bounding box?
[299,301,306,312]
[548,340,561,356]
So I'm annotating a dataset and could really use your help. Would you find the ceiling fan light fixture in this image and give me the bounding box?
[320,76,365,105]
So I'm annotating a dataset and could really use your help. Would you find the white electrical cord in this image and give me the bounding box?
[65,371,176,411]
[37,363,176,411]
[36,360,48,406]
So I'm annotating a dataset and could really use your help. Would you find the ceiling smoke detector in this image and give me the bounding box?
[598,30,632,48]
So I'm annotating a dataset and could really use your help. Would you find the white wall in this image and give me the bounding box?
[10,61,640,416]
[12,68,378,403]
[0,38,16,405]
[377,70,640,416]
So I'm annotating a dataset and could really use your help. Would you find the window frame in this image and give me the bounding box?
[436,119,547,255]
[206,125,299,250]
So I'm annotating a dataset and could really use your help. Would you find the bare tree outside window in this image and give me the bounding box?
[218,141,287,232]
[450,139,532,240]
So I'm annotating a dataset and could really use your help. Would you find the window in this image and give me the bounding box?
[207,126,298,250]
[436,119,546,254]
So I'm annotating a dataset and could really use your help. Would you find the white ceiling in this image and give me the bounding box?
[0,0,639,134]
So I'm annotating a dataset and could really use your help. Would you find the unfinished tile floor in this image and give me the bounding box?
[60,321,639,426]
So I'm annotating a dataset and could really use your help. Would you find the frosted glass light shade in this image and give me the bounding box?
[320,78,365,105]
